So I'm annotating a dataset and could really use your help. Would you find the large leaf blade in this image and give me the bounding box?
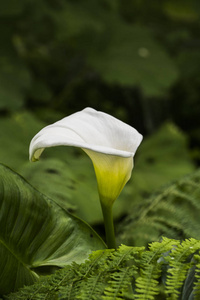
[0,164,105,295]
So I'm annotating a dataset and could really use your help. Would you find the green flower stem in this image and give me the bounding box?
[100,200,116,249]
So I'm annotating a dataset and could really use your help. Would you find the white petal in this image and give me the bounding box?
[29,107,143,161]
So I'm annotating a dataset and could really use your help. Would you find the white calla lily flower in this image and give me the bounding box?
[29,107,143,206]
[29,107,143,249]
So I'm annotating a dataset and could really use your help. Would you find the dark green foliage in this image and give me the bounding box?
[0,59,31,111]
[0,0,179,114]
[132,122,194,202]
[0,164,105,296]
[117,169,200,247]
[0,1,200,298]
[165,239,200,299]
[86,18,178,97]
[5,238,200,300]
[194,259,200,299]
[1,0,200,154]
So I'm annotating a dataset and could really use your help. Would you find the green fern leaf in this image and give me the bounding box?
[77,272,107,300]
[108,245,145,268]
[5,238,200,300]
[135,265,161,300]
[165,239,200,299]
[192,254,200,300]
[134,237,179,300]
[103,266,137,300]
[118,169,200,247]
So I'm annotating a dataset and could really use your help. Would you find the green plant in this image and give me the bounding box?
[0,164,105,296]
[117,169,200,246]
[29,108,143,249]
[0,108,199,299]
[6,238,200,300]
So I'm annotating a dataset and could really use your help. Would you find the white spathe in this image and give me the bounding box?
[29,107,143,206]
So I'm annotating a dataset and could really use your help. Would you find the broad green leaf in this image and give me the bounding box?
[0,164,105,295]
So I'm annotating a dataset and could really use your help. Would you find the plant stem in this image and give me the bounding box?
[100,200,116,249]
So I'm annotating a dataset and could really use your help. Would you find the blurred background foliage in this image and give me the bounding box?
[0,0,200,244]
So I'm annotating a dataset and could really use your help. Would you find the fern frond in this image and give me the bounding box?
[133,238,178,300]
[76,246,144,300]
[193,254,200,300]
[5,238,200,300]
[135,264,161,300]
[80,249,114,276]
[77,271,107,300]
[165,239,200,299]
[147,237,180,261]
[108,244,145,268]
[62,250,114,299]
[103,266,137,300]
[117,169,200,247]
